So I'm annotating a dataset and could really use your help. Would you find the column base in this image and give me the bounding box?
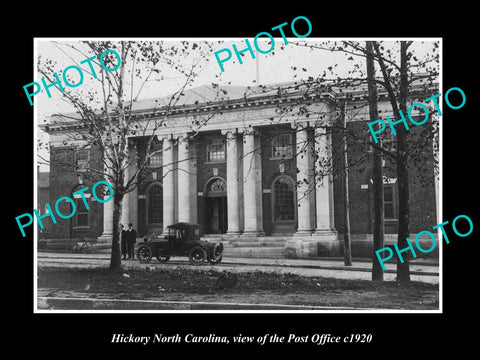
[294,229,313,237]
[313,229,338,236]
[226,230,242,237]
[241,231,265,237]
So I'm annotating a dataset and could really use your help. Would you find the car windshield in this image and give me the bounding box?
[167,225,200,239]
[168,227,186,239]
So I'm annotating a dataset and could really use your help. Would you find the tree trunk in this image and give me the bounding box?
[366,41,385,281]
[109,192,124,271]
[341,100,352,266]
[373,41,412,283]
[395,41,411,282]
[109,41,128,272]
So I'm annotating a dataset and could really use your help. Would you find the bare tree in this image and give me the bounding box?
[366,41,385,281]
[285,40,439,281]
[38,40,223,270]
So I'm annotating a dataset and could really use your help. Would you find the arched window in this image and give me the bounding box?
[147,183,163,225]
[272,176,295,222]
[206,178,227,196]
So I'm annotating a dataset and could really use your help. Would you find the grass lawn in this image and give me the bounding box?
[37,266,439,310]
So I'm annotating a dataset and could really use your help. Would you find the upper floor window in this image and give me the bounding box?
[369,129,396,152]
[147,151,162,168]
[271,133,293,159]
[381,132,397,152]
[75,148,90,172]
[206,139,225,162]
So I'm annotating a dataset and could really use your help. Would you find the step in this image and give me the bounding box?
[223,247,286,259]
[229,241,285,248]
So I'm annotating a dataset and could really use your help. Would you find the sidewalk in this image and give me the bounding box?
[37,251,439,284]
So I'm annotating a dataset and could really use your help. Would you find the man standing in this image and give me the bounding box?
[126,223,137,260]
[120,223,127,260]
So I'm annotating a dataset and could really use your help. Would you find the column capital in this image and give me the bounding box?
[313,126,327,135]
[221,128,238,136]
[291,121,313,130]
[239,126,260,136]
[158,134,173,142]
[159,133,189,142]
[176,132,193,143]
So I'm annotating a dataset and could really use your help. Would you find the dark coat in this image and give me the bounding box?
[126,228,137,245]
[121,229,127,254]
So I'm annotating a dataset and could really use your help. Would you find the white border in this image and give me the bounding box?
[33,37,443,314]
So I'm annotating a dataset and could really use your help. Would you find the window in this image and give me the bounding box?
[147,183,163,224]
[147,152,162,168]
[271,134,293,159]
[74,198,89,227]
[369,131,396,152]
[273,176,295,221]
[381,132,397,152]
[206,178,227,196]
[75,148,90,172]
[206,139,225,162]
[383,184,397,219]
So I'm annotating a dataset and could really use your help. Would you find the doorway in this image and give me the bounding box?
[204,178,228,234]
[272,175,296,234]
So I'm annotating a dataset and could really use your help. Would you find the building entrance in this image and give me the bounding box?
[204,178,228,234]
[272,175,297,234]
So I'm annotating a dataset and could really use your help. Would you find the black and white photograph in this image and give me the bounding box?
[33,37,441,312]
[6,7,479,356]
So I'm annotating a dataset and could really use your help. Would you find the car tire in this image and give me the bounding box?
[208,243,224,264]
[208,254,223,265]
[188,246,207,265]
[137,244,152,263]
[156,255,171,263]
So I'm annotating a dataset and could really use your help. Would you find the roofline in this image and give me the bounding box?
[41,79,439,133]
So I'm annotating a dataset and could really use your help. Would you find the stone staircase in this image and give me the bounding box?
[202,234,289,259]
[38,235,290,259]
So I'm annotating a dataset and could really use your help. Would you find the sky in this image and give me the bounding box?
[34,38,440,171]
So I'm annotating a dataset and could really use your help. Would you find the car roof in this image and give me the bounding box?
[166,222,200,230]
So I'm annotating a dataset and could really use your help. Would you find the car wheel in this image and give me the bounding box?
[188,246,207,265]
[208,243,224,264]
[156,255,171,263]
[137,245,152,263]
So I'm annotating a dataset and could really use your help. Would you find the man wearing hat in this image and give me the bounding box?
[126,223,137,260]
[120,223,127,260]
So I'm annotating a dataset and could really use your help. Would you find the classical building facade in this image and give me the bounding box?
[43,81,438,258]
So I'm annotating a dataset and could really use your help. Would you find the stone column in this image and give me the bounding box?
[314,127,335,232]
[120,154,130,228]
[98,152,114,243]
[177,134,191,223]
[224,129,240,234]
[127,139,138,230]
[162,135,175,234]
[242,128,262,236]
[295,124,314,235]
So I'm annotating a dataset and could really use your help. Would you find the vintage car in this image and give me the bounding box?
[136,222,224,265]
